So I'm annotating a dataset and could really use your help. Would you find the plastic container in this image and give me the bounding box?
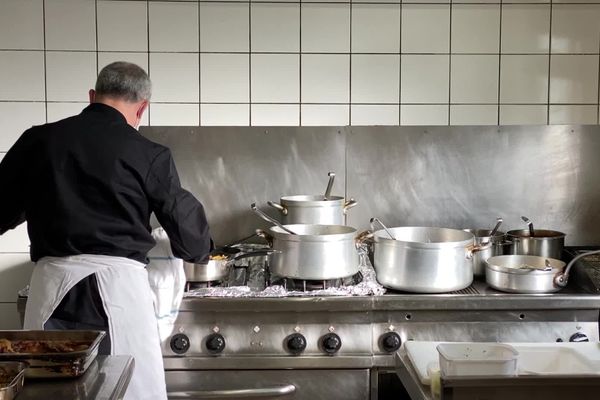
[437,342,518,377]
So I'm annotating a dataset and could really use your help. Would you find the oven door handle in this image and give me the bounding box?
[168,384,296,399]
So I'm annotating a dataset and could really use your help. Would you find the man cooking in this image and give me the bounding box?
[0,62,212,400]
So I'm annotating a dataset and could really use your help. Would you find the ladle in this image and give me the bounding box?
[251,203,298,235]
[324,172,335,200]
[521,216,535,237]
[370,217,396,240]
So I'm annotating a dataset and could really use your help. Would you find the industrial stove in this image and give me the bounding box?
[161,248,600,400]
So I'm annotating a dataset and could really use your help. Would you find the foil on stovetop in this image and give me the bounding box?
[184,246,386,298]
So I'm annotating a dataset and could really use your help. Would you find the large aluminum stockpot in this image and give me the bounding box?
[257,224,359,280]
[463,229,508,278]
[506,229,565,259]
[371,227,485,293]
[267,195,357,225]
[485,255,566,293]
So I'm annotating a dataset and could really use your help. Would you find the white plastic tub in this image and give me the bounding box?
[437,342,519,377]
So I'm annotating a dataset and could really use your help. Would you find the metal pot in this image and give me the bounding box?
[462,229,508,278]
[257,224,359,280]
[506,229,565,259]
[368,227,488,293]
[485,255,566,293]
[183,249,274,282]
[267,195,358,225]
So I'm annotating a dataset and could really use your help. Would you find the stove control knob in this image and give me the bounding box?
[380,332,402,353]
[205,333,226,354]
[569,332,589,342]
[285,333,307,355]
[320,333,342,355]
[170,333,190,355]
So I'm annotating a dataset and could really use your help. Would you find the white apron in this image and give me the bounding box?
[24,254,167,400]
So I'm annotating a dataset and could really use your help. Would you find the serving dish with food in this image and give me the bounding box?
[0,362,26,400]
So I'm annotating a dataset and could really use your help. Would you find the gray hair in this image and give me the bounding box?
[95,61,152,102]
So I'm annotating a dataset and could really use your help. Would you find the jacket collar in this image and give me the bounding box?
[82,103,128,125]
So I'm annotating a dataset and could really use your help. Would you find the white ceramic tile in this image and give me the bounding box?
[403,0,449,4]
[45,0,96,51]
[46,52,96,102]
[499,105,548,125]
[450,55,498,103]
[201,104,249,126]
[400,105,448,125]
[201,54,249,103]
[301,105,349,126]
[501,5,551,54]
[451,5,500,53]
[0,213,29,253]
[0,0,44,50]
[251,54,299,103]
[449,105,497,125]
[401,55,449,103]
[301,55,349,103]
[200,3,249,52]
[350,0,398,3]
[351,55,400,103]
[0,51,45,101]
[553,0,600,3]
[551,5,600,54]
[500,55,548,103]
[98,53,149,73]
[98,1,148,51]
[251,105,299,126]
[0,304,21,330]
[352,4,401,53]
[351,105,399,125]
[251,4,299,52]
[149,103,199,126]
[150,1,199,52]
[402,5,450,53]
[150,53,199,102]
[550,55,599,104]
[46,103,87,123]
[301,4,350,53]
[0,254,33,302]
[503,0,549,3]
[0,103,46,151]
[549,105,597,124]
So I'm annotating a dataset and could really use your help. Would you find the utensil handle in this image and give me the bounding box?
[555,249,600,287]
[267,201,288,215]
[369,217,395,240]
[251,203,296,235]
[324,171,335,200]
[343,198,358,213]
[168,384,296,399]
[489,217,503,237]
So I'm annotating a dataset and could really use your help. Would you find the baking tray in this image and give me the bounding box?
[0,330,105,378]
[0,361,26,400]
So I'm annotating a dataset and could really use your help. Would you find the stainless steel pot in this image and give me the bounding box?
[485,255,566,293]
[506,229,565,259]
[462,229,508,278]
[267,195,358,225]
[257,224,359,280]
[183,249,274,282]
[368,227,488,293]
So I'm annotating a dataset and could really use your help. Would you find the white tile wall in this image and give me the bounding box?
[251,54,299,103]
[200,3,249,52]
[400,105,448,125]
[0,51,45,101]
[402,5,450,54]
[0,255,33,302]
[301,4,350,53]
[550,55,599,104]
[0,103,46,151]
[149,1,199,52]
[97,1,148,52]
[301,55,349,103]
[0,304,21,330]
[301,105,349,126]
[149,53,199,103]
[401,55,449,104]
[500,105,548,125]
[352,55,400,103]
[201,104,249,126]
[251,104,299,126]
[451,5,500,54]
[352,105,399,126]
[551,5,600,54]
[450,55,498,104]
[251,4,299,52]
[352,4,400,53]
[45,0,96,51]
[500,55,549,104]
[46,52,97,102]
[47,103,87,123]
[450,105,498,125]
[549,105,598,124]
[149,103,200,126]
[501,5,550,54]
[98,53,149,73]
[201,54,249,103]
[0,0,44,50]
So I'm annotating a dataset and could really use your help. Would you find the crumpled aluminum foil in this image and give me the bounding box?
[184,245,386,298]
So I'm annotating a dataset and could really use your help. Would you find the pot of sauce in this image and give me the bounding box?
[506,229,565,260]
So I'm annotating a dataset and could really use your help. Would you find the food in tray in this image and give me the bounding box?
[0,338,90,354]
[0,366,18,388]
[209,254,228,261]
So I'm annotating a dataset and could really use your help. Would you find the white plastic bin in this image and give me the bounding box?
[437,342,519,377]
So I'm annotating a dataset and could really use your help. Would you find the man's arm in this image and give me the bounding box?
[145,148,212,263]
[0,131,30,234]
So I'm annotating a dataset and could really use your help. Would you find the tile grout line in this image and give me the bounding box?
[448,1,452,126]
[249,2,252,126]
[398,2,402,125]
[42,0,48,123]
[299,3,302,126]
[546,1,553,125]
[348,3,352,125]
[597,32,600,124]
[147,0,151,125]
[497,0,503,125]
[198,1,202,126]
[95,0,99,78]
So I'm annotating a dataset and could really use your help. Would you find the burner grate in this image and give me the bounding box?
[271,272,363,292]
[451,285,480,295]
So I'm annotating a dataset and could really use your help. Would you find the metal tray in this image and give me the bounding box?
[0,330,105,378]
[0,361,26,400]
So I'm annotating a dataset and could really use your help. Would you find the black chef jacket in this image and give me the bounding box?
[0,102,212,264]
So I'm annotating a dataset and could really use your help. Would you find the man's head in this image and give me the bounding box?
[89,62,152,129]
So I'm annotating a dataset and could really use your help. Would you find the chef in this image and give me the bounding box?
[0,61,212,400]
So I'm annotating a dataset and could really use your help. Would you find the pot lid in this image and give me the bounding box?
[486,255,565,274]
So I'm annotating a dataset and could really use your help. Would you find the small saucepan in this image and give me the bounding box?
[183,247,275,282]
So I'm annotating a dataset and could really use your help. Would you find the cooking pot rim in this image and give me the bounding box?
[280,195,345,205]
[373,226,475,248]
[506,229,566,239]
[486,255,565,274]
[269,224,357,241]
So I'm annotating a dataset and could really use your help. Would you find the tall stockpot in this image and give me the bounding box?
[506,229,565,259]
[257,224,359,280]
[268,195,357,225]
[462,229,508,278]
[369,227,487,293]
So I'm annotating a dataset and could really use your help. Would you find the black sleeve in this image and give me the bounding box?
[145,148,212,263]
[0,130,30,235]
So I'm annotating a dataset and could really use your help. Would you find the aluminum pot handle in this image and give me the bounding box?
[466,242,492,259]
[343,198,358,214]
[267,201,288,215]
[255,229,274,247]
[355,230,374,244]
[168,384,296,399]
[555,249,600,288]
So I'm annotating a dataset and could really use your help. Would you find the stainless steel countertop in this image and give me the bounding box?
[19,355,134,400]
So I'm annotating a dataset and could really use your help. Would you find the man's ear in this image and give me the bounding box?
[88,89,96,103]
[137,101,149,119]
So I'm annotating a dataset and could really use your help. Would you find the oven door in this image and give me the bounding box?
[166,369,370,400]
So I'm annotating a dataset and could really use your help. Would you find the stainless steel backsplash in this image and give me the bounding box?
[141,125,600,246]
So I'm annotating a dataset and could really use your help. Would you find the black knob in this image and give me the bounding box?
[380,332,402,353]
[205,333,226,354]
[285,333,307,355]
[320,333,342,355]
[569,332,589,342]
[170,333,190,354]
